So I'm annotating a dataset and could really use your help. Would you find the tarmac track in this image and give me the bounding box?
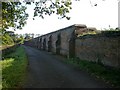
[22,45,111,88]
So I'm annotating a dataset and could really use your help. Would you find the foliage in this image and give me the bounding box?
[1,0,74,31]
[2,45,18,58]
[77,31,97,37]
[2,2,28,31]
[24,33,33,41]
[1,33,14,45]
[1,2,28,47]
[64,58,120,88]
[1,30,25,48]
[11,33,25,44]
[16,35,24,44]
[102,28,120,31]
[1,46,28,88]
[26,0,73,20]
[1,0,107,32]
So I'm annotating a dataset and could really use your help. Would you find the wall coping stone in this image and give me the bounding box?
[77,31,120,39]
[35,24,87,38]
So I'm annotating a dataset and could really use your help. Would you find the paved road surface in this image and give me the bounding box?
[22,45,111,88]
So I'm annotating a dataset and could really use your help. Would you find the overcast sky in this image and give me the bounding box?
[14,0,118,35]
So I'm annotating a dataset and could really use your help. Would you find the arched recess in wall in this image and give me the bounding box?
[56,33,61,54]
[43,38,46,50]
[48,35,52,52]
[34,38,37,47]
[69,31,75,58]
[39,37,42,49]
[37,38,39,48]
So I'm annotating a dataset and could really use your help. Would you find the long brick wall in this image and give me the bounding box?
[75,32,120,68]
[25,24,87,57]
[24,24,120,68]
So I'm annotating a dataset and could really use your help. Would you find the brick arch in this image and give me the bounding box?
[38,37,42,49]
[43,38,46,50]
[56,33,61,54]
[69,31,76,58]
[48,35,52,52]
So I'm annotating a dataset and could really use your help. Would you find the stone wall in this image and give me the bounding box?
[24,24,120,68]
[25,24,87,57]
[75,32,120,68]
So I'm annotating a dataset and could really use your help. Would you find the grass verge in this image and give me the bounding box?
[0,46,28,88]
[64,58,120,88]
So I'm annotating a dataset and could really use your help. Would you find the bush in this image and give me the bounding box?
[2,33,14,45]
[1,46,28,88]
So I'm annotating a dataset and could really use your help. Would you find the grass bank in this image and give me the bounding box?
[64,58,120,88]
[0,46,28,88]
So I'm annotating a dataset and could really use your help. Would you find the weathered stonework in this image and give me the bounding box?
[76,32,120,68]
[24,24,120,68]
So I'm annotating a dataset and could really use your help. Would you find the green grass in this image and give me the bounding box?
[0,46,28,88]
[64,58,120,88]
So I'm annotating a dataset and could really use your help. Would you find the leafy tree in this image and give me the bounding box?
[1,31,24,46]
[24,33,32,41]
[15,35,24,44]
[2,33,14,45]
[2,2,28,31]
[1,0,76,32]
[1,0,106,33]
[30,0,73,20]
[1,2,28,46]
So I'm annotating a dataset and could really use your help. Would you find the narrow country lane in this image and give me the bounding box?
[22,45,111,88]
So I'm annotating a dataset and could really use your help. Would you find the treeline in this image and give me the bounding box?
[1,30,42,50]
[2,31,23,45]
